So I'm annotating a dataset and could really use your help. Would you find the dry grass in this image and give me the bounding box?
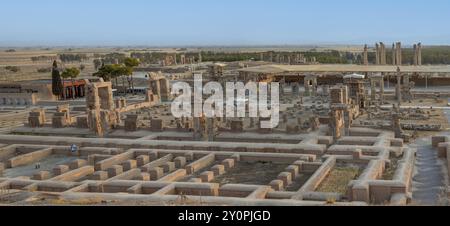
[316,167,360,194]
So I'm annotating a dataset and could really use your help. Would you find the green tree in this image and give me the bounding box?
[61,67,80,100]
[93,59,102,70]
[51,61,63,99]
[93,64,131,95]
[124,57,140,95]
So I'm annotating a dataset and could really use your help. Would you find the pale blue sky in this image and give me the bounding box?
[1,0,450,46]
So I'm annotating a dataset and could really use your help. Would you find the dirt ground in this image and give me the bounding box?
[316,165,362,194]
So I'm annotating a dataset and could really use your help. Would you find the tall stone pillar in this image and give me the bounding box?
[380,76,385,103]
[418,43,422,65]
[413,44,418,66]
[392,43,396,65]
[159,78,171,102]
[304,78,310,96]
[396,42,402,65]
[370,79,376,101]
[396,68,402,104]
[363,44,369,65]
[380,42,386,65]
[375,43,380,65]
[206,118,216,142]
[193,117,202,141]
[198,52,203,63]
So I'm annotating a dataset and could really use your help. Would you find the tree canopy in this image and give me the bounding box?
[61,67,81,79]
[93,64,131,81]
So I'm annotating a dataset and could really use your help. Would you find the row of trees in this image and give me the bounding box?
[93,57,140,95]
[58,53,88,63]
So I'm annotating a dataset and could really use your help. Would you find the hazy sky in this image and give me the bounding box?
[1,0,450,46]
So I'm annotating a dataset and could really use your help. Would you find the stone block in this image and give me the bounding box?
[107,165,124,177]
[285,165,299,179]
[76,117,89,129]
[52,116,67,128]
[432,136,448,147]
[184,152,194,161]
[150,118,164,132]
[221,159,235,170]
[149,167,164,180]
[174,156,187,168]
[269,180,284,191]
[91,171,108,180]
[32,171,51,180]
[353,149,363,160]
[136,172,150,181]
[189,178,203,183]
[149,151,158,161]
[136,155,150,166]
[200,171,214,182]
[230,120,243,132]
[53,165,70,176]
[293,160,304,173]
[0,162,4,174]
[277,172,292,186]
[69,159,88,170]
[122,160,137,171]
[28,116,44,128]
[211,164,225,176]
[162,162,176,173]
[125,115,139,132]
[231,154,240,162]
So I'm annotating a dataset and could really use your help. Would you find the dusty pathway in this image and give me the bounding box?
[411,110,449,205]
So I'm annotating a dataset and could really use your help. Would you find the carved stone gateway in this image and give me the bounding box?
[86,81,118,137]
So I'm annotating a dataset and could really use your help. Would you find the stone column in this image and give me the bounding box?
[363,45,369,65]
[418,43,422,65]
[396,42,402,65]
[375,43,380,65]
[304,78,310,96]
[370,79,376,101]
[380,42,386,65]
[413,44,418,66]
[380,76,385,103]
[392,43,396,65]
[396,71,402,104]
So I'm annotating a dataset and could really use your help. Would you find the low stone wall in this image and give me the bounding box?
[0,93,37,106]
[7,148,53,168]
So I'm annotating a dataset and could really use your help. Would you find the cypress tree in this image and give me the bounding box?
[51,60,63,99]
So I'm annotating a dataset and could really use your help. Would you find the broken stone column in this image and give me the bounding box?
[230,119,244,132]
[28,108,46,128]
[150,118,164,132]
[392,108,403,139]
[52,112,68,128]
[193,117,203,140]
[396,68,402,104]
[206,118,217,142]
[159,78,170,102]
[124,114,139,132]
[76,116,88,128]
